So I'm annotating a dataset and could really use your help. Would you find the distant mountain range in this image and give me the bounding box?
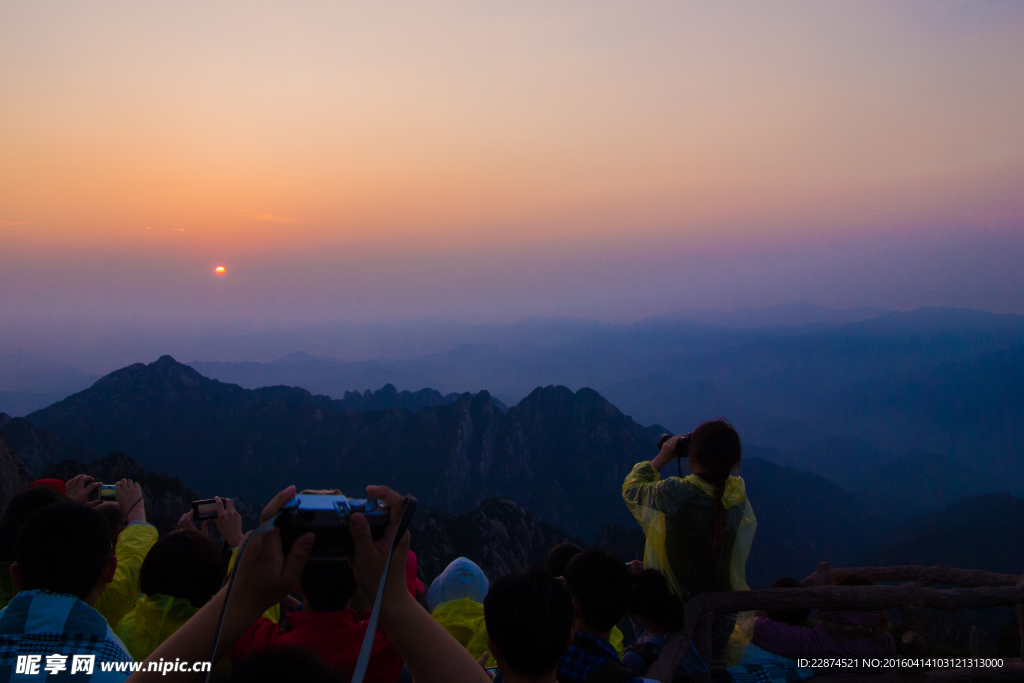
[2,339,1022,588]
[179,308,1024,484]
[19,356,661,537]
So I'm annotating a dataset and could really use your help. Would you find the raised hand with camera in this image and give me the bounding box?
[650,433,691,472]
[213,496,244,549]
[129,486,315,682]
[349,485,492,683]
[116,478,146,524]
[65,474,101,504]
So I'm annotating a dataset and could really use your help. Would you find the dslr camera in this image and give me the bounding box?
[275,493,389,560]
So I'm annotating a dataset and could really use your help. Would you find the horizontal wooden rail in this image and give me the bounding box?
[681,582,1024,643]
[803,562,1021,588]
[647,564,1024,683]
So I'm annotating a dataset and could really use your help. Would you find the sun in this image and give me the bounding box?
[215,266,226,275]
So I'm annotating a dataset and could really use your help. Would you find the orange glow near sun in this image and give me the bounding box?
[215,266,226,275]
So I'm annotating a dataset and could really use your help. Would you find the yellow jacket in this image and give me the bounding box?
[430,597,625,666]
[622,462,756,601]
[95,522,158,627]
[114,593,199,661]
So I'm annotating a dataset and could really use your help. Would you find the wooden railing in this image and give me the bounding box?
[648,563,1024,683]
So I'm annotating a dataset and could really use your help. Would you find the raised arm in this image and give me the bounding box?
[350,485,492,683]
[126,486,314,683]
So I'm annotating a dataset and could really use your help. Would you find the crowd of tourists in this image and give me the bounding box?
[0,420,899,682]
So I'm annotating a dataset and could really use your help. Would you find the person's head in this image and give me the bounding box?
[688,419,742,484]
[627,569,684,633]
[426,557,489,612]
[0,487,64,560]
[12,501,116,603]
[139,530,224,608]
[229,647,346,683]
[766,577,810,626]
[563,549,630,635]
[485,566,573,681]
[544,542,582,578]
[299,561,358,612]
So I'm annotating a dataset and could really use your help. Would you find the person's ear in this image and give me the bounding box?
[486,637,507,670]
[101,555,117,584]
[10,563,23,591]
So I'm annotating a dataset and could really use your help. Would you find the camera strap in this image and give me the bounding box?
[350,495,418,683]
[206,496,416,683]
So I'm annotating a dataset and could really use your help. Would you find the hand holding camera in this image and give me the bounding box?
[651,432,692,473]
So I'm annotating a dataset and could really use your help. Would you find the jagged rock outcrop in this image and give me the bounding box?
[0,412,97,478]
[410,497,575,585]
[0,431,31,513]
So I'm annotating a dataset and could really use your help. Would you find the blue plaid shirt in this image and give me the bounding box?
[557,632,645,683]
[0,590,133,682]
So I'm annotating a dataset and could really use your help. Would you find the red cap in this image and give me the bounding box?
[406,550,425,596]
[28,479,67,495]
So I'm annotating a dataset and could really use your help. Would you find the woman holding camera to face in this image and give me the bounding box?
[622,419,757,667]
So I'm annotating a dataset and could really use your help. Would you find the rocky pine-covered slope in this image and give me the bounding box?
[25,356,662,537]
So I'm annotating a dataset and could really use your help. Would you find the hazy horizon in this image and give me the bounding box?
[3,2,1023,336]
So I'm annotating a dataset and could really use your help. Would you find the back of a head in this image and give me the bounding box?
[139,530,224,608]
[544,542,582,578]
[0,487,64,560]
[230,646,347,683]
[485,566,573,679]
[688,419,742,484]
[767,577,810,626]
[300,561,358,612]
[15,501,111,599]
[563,548,630,633]
[627,569,684,631]
[426,557,489,612]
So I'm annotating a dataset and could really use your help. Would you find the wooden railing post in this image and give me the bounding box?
[690,613,712,683]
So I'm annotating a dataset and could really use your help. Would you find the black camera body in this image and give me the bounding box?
[275,494,389,560]
[657,432,692,456]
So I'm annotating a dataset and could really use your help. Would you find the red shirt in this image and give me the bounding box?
[230,551,423,683]
[230,608,403,683]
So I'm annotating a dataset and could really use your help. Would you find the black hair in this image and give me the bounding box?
[627,569,684,630]
[229,646,346,683]
[767,577,810,626]
[563,548,630,633]
[0,487,64,560]
[688,419,742,565]
[484,566,573,679]
[544,541,582,578]
[300,561,358,612]
[139,530,225,608]
[14,501,112,599]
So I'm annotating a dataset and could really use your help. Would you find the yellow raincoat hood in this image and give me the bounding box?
[115,593,199,661]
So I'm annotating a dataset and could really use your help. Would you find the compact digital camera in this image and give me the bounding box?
[192,498,220,521]
[275,494,389,560]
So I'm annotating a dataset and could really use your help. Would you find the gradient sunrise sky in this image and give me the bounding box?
[2,1,1023,331]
